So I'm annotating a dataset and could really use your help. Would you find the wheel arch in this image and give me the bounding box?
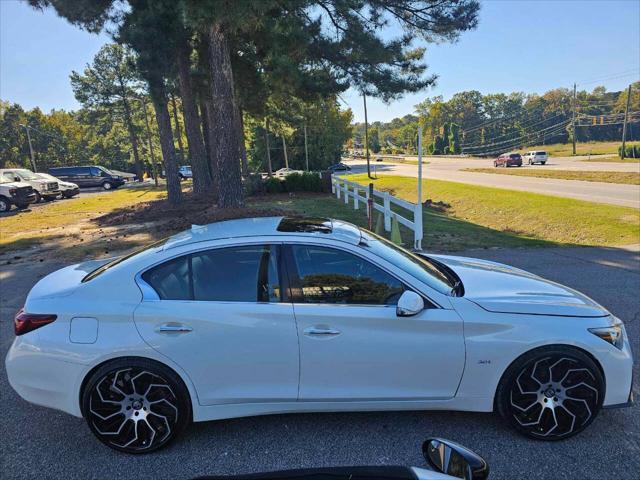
[492,343,606,411]
[78,355,195,421]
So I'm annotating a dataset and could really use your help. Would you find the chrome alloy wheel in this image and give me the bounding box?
[509,356,601,439]
[87,367,180,452]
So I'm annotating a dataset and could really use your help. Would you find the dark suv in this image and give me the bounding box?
[48,166,125,190]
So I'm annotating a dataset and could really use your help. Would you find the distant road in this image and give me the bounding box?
[343,156,640,209]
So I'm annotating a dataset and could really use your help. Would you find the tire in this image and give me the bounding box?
[43,196,55,202]
[81,357,192,454]
[528,159,532,165]
[34,191,42,203]
[494,161,498,167]
[0,197,11,212]
[495,346,603,441]
[102,182,113,191]
[541,161,546,165]
[16,203,29,210]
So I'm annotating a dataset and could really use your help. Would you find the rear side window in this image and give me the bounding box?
[141,245,281,302]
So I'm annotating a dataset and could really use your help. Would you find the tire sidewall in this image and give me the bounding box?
[102,182,113,190]
[0,197,10,212]
[495,346,604,441]
[81,357,192,454]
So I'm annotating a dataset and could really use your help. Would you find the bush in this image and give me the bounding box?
[264,176,284,193]
[619,143,640,158]
[283,172,324,192]
[260,171,325,194]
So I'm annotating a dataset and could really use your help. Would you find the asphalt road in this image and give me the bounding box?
[344,156,640,208]
[1,246,638,480]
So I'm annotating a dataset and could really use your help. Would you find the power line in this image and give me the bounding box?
[462,113,569,147]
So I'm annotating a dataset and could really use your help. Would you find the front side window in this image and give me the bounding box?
[289,245,404,305]
[141,245,281,302]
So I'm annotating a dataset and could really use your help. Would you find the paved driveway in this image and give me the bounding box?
[345,157,640,208]
[1,246,638,479]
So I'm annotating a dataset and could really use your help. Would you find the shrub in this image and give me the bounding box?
[283,172,323,192]
[264,176,284,193]
[619,143,639,158]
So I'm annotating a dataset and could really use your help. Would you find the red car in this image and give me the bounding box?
[494,152,522,167]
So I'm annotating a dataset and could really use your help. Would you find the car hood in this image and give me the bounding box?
[427,254,609,318]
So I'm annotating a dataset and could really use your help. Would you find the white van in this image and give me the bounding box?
[522,151,548,165]
[0,168,60,202]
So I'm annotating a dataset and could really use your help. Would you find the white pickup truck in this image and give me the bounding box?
[0,175,37,212]
[522,151,548,165]
[0,168,60,202]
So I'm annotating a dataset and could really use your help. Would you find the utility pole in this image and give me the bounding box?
[19,124,37,171]
[138,99,158,186]
[621,84,632,160]
[303,123,309,171]
[264,118,273,177]
[572,83,577,155]
[363,92,371,178]
[282,135,289,169]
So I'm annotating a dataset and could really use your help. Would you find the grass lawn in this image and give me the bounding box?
[526,141,622,157]
[462,168,640,185]
[0,186,167,255]
[346,174,640,248]
[581,157,640,163]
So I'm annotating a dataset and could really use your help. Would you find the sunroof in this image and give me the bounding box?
[277,217,332,234]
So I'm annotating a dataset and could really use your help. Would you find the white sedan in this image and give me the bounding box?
[6,217,634,453]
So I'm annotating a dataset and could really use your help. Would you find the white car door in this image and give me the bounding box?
[134,243,299,406]
[285,243,465,401]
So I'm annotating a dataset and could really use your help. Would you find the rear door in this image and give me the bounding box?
[285,243,465,401]
[134,243,299,405]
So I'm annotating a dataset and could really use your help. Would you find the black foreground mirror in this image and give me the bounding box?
[423,438,489,480]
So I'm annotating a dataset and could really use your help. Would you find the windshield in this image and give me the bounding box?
[361,230,456,295]
[35,173,54,181]
[14,169,39,180]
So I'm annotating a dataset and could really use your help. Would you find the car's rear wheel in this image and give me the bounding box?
[496,346,603,441]
[82,358,191,453]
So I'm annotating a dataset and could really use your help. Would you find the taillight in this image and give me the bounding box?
[14,308,57,336]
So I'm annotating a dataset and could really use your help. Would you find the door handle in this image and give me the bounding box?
[157,323,193,333]
[304,327,341,336]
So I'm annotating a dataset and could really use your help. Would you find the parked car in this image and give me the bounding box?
[328,162,351,172]
[522,150,549,165]
[48,165,125,190]
[275,167,302,177]
[493,152,522,167]
[0,168,60,202]
[6,217,633,453]
[35,172,79,199]
[376,156,384,162]
[178,165,193,180]
[0,174,36,212]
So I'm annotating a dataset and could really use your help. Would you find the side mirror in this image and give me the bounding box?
[423,438,489,480]
[14,177,21,182]
[396,290,424,317]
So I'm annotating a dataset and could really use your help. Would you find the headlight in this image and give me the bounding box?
[589,324,625,350]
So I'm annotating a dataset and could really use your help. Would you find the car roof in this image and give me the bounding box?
[162,216,363,250]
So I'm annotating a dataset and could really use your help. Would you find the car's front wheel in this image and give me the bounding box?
[82,358,191,453]
[496,346,603,441]
[102,181,113,190]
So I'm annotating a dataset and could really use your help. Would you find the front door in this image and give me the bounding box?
[286,244,465,401]
[134,244,299,405]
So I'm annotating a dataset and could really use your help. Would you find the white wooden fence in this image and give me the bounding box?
[331,175,423,250]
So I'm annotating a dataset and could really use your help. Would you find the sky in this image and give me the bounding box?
[1,0,639,123]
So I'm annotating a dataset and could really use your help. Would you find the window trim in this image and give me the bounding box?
[283,243,435,308]
[135,243,287,304]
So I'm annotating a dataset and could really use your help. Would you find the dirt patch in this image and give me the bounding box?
[94,192,291,234]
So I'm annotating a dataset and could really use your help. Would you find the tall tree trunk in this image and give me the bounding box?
[170,92,185,162]
[199,96,212,170]
[236,104,249,176]
[176,45,213,196]
[148,76,182,204]
[207,22,243,208]
[120,95,143,182]
[201,94,219,199]
[264,117,272,177]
